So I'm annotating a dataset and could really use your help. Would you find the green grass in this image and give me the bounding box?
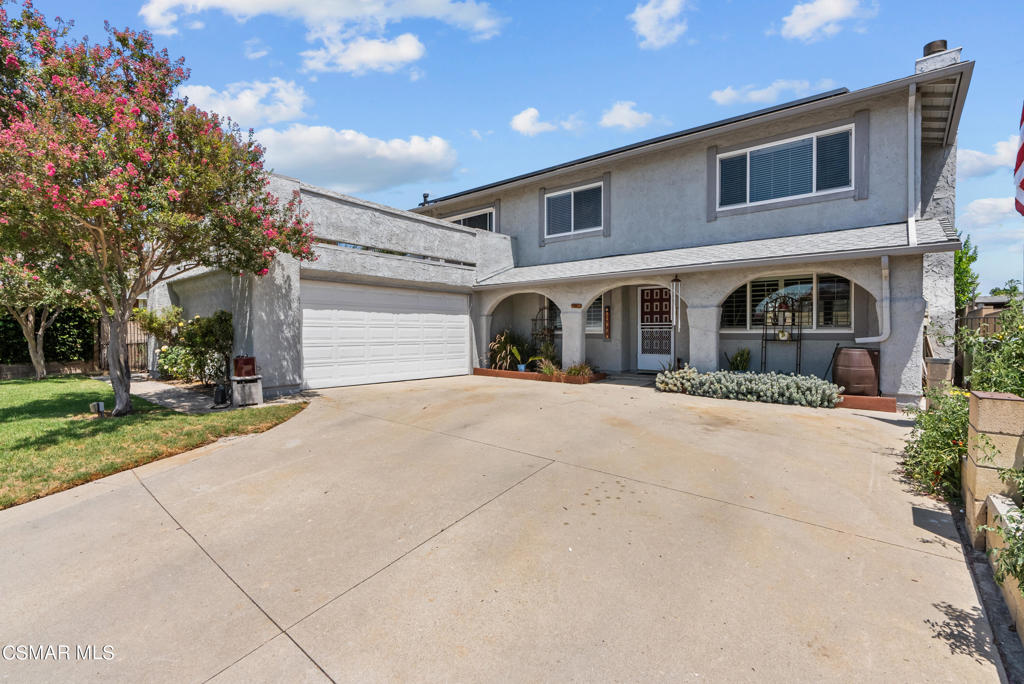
[0,376,305,509]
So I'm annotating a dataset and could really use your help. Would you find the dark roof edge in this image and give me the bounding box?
[419,61,973,209]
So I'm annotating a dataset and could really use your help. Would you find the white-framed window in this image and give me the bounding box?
[545,182,602,237]
[547,294,605,333]
[447,208,494,232]
[720,273,853,331]
[717,125,854,209]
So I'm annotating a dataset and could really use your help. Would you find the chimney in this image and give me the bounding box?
[915,39,961,73]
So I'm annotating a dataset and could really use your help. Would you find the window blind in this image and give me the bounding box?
[573,186,602,230]
[817,275,851,328]
[816,131,851,191]
[749,138,813,203]
[719,155,747,207]
[546,193,572,235]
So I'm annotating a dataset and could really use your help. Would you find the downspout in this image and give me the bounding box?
[906,83,918,246]
[855,256,891,344]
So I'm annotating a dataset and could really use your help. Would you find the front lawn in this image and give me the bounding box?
[0,376,305,509]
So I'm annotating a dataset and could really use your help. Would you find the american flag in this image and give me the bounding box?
[1017,100,1024,216]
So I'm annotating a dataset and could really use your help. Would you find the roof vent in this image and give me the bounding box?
[923,39,947,57]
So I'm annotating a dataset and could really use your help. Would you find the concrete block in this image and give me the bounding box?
[969,423,1024,471]
[985,495,1024,636]
[963,454,1013,501]
[970,391,1024,436]
[963,484,986,550]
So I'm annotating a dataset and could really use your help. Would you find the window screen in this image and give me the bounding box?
[816,130,851,191]
[720,285,748,328]
[573,186,602,230]
[817,275,851,328]
[586,295,604,331]
[719,155,747,207]
[453,211,493,231]
[749,138,813,203]
[546,193,572,235]
[750,278,781,327]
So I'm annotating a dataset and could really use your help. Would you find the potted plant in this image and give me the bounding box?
[511,347,526,372]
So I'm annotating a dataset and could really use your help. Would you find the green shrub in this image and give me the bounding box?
[962,299,1024,397]
[902,387,969,499]
[565,362,593,377]
[984,508,1024,597]
[134,305,183,345]
[655,365,843,408]
[725,347,751,371]
[154,310,233,385]
[0,308,98,364]
[536,358,560,377]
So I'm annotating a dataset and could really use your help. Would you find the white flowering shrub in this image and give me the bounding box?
[655,364,844,408]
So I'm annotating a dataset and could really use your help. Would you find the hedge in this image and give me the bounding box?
[656,365,844,408]
[0,308,98,364]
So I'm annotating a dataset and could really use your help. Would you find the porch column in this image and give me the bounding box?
[560,309,587,368]
[474,313,492,368]
[687,303,720,372]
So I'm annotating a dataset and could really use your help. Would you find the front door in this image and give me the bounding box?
[637,286,674,371]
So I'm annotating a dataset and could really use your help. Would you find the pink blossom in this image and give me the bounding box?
[114,96,128,106]
[134,148,152,163]
[4,54,19,69]
[89,198,109,208]
[256,268,269,276]
[167,189,181,201]
[45,162,55,176]
[125,162,138,176]
[130,106,140,115]
[50,75,63,85]
[31,275,39,280]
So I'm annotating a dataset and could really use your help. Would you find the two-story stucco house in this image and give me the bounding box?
[148,42,971,405]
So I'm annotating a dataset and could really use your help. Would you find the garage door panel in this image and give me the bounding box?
[300,281,470,390]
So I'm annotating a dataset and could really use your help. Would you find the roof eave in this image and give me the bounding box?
[472,240,962,290]
[419,61,975,211]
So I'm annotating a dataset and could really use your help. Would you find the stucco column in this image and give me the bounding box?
[560,309,587,368]
[686,304,720,372]
[474,313,492,367]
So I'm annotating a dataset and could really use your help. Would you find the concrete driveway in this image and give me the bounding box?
[2,375,1000,682]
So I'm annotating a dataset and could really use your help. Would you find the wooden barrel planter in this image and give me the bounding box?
[832,347,880,396]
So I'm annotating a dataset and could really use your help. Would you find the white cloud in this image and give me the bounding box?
[139,0,503,75]
[958,136,1020,179]
[187,20,205,29]
[470,129,483,140]
[628,0,688,49]
[710,78,836,106]
[255,124,457,194]
[509,108,584,136]
[510,108,557,136]
[962,196,1017,228]
[778,0,876,42]
[179,78,310,126]
[243,38,269,60]
[599,101,653,130]
[301,33,425,74]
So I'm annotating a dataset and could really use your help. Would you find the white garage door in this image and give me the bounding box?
[300,280,471,389]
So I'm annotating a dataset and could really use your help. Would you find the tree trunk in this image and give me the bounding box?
[8,307,48,380]
[105,311,134,416]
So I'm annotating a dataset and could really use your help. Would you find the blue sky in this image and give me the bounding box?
[36,0,1024,292]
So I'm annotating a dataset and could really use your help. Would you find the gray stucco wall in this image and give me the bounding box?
[920,139,957,357]
[418,91,909,269]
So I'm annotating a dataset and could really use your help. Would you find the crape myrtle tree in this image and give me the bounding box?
[0,251,85,379]
[0,2,316,415]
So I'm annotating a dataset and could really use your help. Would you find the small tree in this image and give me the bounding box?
[0,253,84,378]
[0,5,315,414]
[990,279,1023,298]
[954,232,980,313]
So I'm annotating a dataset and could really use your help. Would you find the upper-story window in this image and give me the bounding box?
[545,182,603,237]
[720,273,852,330]
[448,208,494,232]
[718,125,853,209]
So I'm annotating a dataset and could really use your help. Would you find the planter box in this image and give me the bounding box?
[836,394,899,413]
[473,367,607,384]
